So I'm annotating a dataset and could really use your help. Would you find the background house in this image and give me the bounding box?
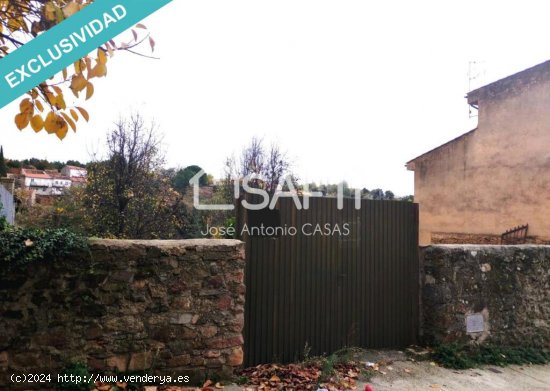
[8,165,87,204]
[407,60,550,245]
[61,165,87,178]
[17,169,54,195]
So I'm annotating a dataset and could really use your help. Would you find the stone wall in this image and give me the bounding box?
[430,232,550,245]
[421,245,550,347]
[0,239,246,389]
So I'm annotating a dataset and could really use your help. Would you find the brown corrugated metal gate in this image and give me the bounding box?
[238,197,419,366]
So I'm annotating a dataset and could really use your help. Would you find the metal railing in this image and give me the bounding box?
[500,224,528,244]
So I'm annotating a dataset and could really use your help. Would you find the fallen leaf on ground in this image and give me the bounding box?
[237,361,362,390]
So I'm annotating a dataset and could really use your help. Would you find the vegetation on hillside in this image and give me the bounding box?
[5,157,86,171]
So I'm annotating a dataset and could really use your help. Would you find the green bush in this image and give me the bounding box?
[56,362,92,391]
[432,343,550,369]
[0,204,8,232]
[0,226,87,269]
[224,216,237,238]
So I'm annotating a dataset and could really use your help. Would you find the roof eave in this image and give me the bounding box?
[405,128,478,170]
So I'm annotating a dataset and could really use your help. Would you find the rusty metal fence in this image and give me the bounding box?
[501,224,529,244]
[238,197,419,365]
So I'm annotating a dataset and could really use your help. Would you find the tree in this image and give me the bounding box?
[12,115,202,239]
[172,165,208,193]
[264,142,293,194]
[2,1,156,139]
[83,114,181,238]
[384,190,395,200]
[370,188,385,200]
[229,136,294,195]
[0,146,7,177]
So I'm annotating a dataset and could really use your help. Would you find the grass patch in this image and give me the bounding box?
[302,347,373,385]
[56,362,92,391]
[432,343,550,369]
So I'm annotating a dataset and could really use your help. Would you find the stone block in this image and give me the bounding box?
[217,295,233,310]
[167,354,191,368]
[227,347,243,366]
[170,313,193,325]
[106,355,128,372]
[199,325,218,338]
[207,335,244,349]
[0,351,8,369]
[129,351,153,371]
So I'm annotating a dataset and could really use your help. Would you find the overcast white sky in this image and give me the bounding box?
[1,0,550,195]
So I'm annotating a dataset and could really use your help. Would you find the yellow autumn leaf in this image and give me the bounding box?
[44,2,57,22]
[91,62,107,78]
[44,111,60,134]
[30,115,44,132]
[70,73,87,93]
[61,112,76,132]
[76,107,89,122]
[56,120,69,140]
[55,93,66,110]
[97,48,107,65]
[85,56,93,77]
[74,59,82,74]
[63,2,80,18]
[15,112,30,130]
[35,100,44,112]
[85,82,94,100]
[7,18,20,31]
[20,98,33,114]
[70,109,79,122]
[46,92,57,106]
[55,6,64,23]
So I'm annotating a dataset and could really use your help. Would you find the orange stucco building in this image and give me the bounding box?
[407,61,550,245]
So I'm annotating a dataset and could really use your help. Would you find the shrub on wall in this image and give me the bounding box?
[0,226,87,269]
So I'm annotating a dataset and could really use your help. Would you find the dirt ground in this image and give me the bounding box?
[361,350,550,390]
[216,350,550,391]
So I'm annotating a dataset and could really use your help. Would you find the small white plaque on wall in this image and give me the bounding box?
[466,313,485,333]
